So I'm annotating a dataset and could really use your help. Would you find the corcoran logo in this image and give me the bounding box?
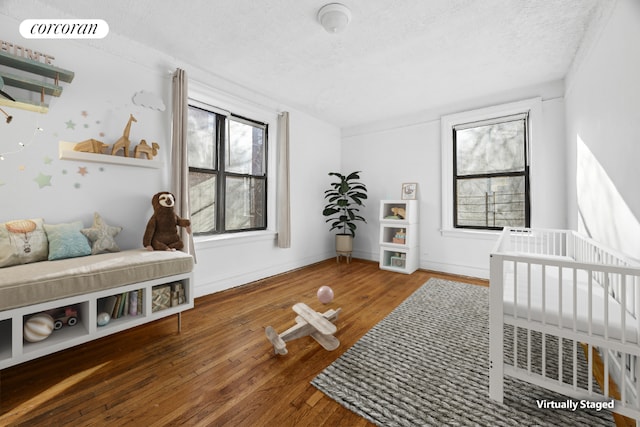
[19,19,109,39]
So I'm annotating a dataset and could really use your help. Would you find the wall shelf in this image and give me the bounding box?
[0,51,74,83]
[59,141,161,169]
[0,50,74,112]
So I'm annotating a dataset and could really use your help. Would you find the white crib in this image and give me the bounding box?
[489,227,640,421]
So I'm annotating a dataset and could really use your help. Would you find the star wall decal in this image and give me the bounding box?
[34,173,52,188]
[65,120,76,129]
[78,166,88,176]
[43,156,53,164]
[81,111,88,117]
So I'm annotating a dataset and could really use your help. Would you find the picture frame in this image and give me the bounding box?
[401,182,417,200]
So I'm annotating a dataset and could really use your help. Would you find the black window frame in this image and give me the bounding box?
[187,104,268,236]
[452,114,531,230]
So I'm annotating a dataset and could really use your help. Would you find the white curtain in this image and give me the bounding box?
[171,68,196,260]
[277,111,291,248]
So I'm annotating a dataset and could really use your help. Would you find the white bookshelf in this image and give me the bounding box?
[379,199,419,274]
[0,272,192,370]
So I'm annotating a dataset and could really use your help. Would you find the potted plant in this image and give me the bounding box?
[323,171,368,257]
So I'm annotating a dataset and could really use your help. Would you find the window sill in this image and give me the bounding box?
[194,230,277,249]
[440,228,501,241]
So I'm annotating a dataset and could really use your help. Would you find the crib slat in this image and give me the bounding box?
[588,343,593,394]
[621,351,627,407]
[542,265,546,325]
[605,350,610,397]
[636,276,640,344]
[604,274,609,340]
[513,261,518,319]
[572,340,577,390]
[513,326,518,371]
[588,272,593,336]
[558,267,563,329]
[542,332,547,378]
[525,263,532,373]
[527,329,532,373]
[527,263,531,322]
[572,269,577,333]
[621,274,627,345]
[558,336,563,385]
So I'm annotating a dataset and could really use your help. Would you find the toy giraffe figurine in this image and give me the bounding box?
[111,114,137,157]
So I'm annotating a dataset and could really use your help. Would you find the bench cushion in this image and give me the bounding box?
[0,249,194,311]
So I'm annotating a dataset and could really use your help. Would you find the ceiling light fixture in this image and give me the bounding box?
[317,3,352,34]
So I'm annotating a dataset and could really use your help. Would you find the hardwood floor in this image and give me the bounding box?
[0,259,486,426]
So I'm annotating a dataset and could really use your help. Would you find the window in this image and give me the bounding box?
[453,114,530,229]
[187,104,267,235]
[440,98,540,236]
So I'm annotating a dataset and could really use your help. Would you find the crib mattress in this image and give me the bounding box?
[503,265,639,344]
[0,249,194,311]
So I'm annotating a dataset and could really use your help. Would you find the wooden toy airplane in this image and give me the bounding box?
[265,302,341,355]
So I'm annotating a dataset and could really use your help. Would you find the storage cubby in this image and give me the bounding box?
[22,301,89,355]
[0,319,12,363]
[380,247,418,273]
[97,288,144,331]
[152,281,187,313]
[379,199,419,274]
[380,223,417,248]
[379,200,418,223]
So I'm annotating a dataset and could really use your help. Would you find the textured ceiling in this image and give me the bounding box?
[1,0,613,129]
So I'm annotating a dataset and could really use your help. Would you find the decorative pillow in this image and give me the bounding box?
[81,212,122,254]
[44,221,92,261]
[0,218,48,267]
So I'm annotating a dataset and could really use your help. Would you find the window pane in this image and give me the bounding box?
[227,119,265,175]
[456,176,525,228]
[225,176,265,230]
[187,106,216,170]
[188,171,216,234]
[456,120,525,175]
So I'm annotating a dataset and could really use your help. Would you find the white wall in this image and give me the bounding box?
[0,11,341,296]
[0,14,170,251]
[342,84,566,278]
[565,0,640,260]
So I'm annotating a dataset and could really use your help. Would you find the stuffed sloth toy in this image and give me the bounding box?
[143,191,191,251]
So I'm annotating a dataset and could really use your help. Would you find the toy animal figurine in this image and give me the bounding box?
[143,191,191,251]
[265,302,341,355]
[73,138,108,154]
[133,139,160,160]
[391,207,406,219]
[111,114,137,157]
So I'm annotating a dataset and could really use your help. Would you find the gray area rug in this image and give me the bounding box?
[311,278,614,426]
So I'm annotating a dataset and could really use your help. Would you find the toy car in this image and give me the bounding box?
[47,307,79,330]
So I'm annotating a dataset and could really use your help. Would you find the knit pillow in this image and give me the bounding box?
[44,221,92,261]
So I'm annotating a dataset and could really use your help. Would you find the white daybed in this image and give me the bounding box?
[0,249,194,370]
[490,227,640,421]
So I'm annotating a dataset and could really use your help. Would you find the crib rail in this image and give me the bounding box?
[490,227,640,422]
[493,227,570,257]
